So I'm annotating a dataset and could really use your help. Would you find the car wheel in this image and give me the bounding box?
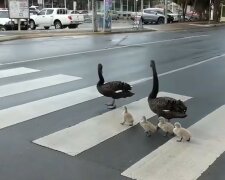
[44,26,50,30]
[29,20,36,30]
[54,21,62,29]
[143,21,148,25]
[0,25,6,31]
[157,17,164,24]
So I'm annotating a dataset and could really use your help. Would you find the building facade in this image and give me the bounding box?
[0,0,164,11]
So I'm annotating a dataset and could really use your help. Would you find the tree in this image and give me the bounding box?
[213,0,221,22]
[174,0,211,21]
[194,0,210,20]
[174,0,190,21]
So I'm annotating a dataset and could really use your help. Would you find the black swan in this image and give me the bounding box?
[97,63,134,109]
[148,60,187,120]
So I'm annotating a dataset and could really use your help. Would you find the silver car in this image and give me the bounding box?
[142,8,173,24]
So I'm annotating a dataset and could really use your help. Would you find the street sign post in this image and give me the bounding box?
[8,0,29,31]
[103,0,112,32]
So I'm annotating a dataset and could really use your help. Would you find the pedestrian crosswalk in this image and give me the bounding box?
[0,66,224,180]
[122,106,225,180]
[33,93,191,156]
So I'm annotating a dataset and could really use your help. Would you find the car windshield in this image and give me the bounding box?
[0,11,9,18]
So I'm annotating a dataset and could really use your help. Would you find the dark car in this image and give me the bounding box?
[0,9,29,31]
[3,20,29,30]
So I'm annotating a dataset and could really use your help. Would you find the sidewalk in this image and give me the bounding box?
[145,21,225,31]
[0,21,224,42]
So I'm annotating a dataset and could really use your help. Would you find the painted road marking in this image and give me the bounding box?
[33,92,191,156]
[0,85,101,129]
[0,67,39,78]
[129,53,225,85]
[122,105,225,180]
[0,74,81,98]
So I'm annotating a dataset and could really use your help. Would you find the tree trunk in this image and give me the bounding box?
[182,2,185,21]
[213,0,221,22]
[182,0,188,22]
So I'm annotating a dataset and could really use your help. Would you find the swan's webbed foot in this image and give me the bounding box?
[163,132,168,137]
[177,137,183,142]
[146,131,151,137]
[105,102,114,106]
[105,99,115,106]
[107,105,116,109]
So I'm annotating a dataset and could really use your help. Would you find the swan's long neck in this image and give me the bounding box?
[98,68,104,85]
[148,64,159,99]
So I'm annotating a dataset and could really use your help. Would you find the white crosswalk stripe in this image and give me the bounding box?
[0,74,81,98]
[0,67,39,78]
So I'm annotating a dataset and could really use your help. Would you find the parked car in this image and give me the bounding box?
[70,10,91,23]
[111,11,119,20]
[29,8,84,30]
[167,9,181,22]
[131,8,174,24]
[0,9,29,31]
[70,10,88,14]
[185,11,200,21]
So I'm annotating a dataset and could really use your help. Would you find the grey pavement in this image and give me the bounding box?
[0,26,225,179]
[1,21,225,42]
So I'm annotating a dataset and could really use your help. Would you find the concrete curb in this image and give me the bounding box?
[0,29,156,42]
[0,35,21,42]
[154,23,225,32]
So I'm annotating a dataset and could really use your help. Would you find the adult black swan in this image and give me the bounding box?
[97,63,134,109]
[148,60,187,120]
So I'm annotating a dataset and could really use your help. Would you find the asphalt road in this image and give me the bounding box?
[0,26,225,180]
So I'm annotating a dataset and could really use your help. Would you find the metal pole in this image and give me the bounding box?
[127,0,128,18]
[52,0,53,8]
[164,0,167,24]
[141,0,143,12]
[103,0,105,32]
[64,0,66,8]
[92,0,98,32]
[209,0,211,24]
[18,19,21,31]
[136,0,137,14]
[172,2,173,12]
[88,0,90,13]
[43,0,45,8]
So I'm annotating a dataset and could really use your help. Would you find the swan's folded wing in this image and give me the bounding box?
[102,81,132,92]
